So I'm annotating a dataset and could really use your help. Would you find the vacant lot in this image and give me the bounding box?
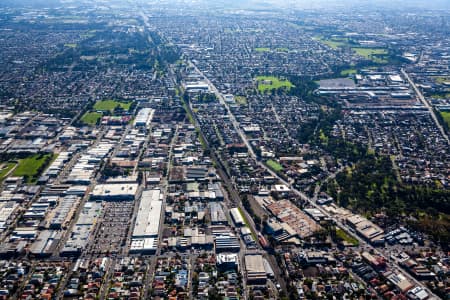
[256,76,294,93]
[315,37,389,63]
[435,77,450,84]
[266,159,283,172]
[336,228,359,246]
[430,93,450,99]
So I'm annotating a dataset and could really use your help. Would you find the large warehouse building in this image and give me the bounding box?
[130,189,163,254]
[133,108,154,128]
[245,254,268,284]
[90,183,138,201]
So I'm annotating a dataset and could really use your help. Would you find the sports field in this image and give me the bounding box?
[94,100,131,112]
[256,76,294,93]
[12,154,55,183]
[81,112,102,125]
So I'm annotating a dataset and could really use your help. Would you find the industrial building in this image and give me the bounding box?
[129,238,158,254]
[209,202,227,225]
[0,201,18,230]
[185,82,209,92]
[29,230,62,257]
[407,287,430,300]
[216,253,239,271]
[47,195,80,229]
[385,272,414,293]
[229,207,244,227]
[66,143,114,184]
[244,254,267,284]
[214,235,240,253]
[185,166,208,181]
[61,202,102,256]
[90,183,138,201]
[130,189,162,253]
[346,214,385,245]
[43,151,71,178]
[134,108,154,128]
[266,199,321,239]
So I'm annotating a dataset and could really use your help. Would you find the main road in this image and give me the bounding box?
[402,69,449,145]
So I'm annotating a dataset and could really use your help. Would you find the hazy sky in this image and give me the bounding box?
[229,0,450,10]
[2,0,450,10]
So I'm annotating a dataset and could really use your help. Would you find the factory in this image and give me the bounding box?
[130,189,163,253]
[184,82,209,93]
[266,199,322,240]
[46,195,80,229]
[43,151,72,178]
[133,108,155,128]
[209,202,227,225]
[29,230,62,257]
[90,183,138,201]
[214,234,240,253]
[61,202,102,256]
[346,214,385,245]
[216,253,239,271]
[66,143,114,184]
[229,207,245,227]
[244,254,267,284]
[0,201,18,230]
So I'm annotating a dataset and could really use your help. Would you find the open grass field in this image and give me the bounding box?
[440,111,450,128]
[314,36,349,49]
[352,48,388,63]
[336,228,359,246]
[94,100,132,112]
[322,40,346,49]
[64,43,77,48]
[256,76,294,93]
[0,163,16,182]
[266,159,283,172]
[315,37,389,63]
[12,154,55,183]
[80,112,102,125]
[255,47,270,52]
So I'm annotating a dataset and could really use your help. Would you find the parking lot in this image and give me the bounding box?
[86,201,135,255]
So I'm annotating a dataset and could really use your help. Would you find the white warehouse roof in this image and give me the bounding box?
[132,189,162,238]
